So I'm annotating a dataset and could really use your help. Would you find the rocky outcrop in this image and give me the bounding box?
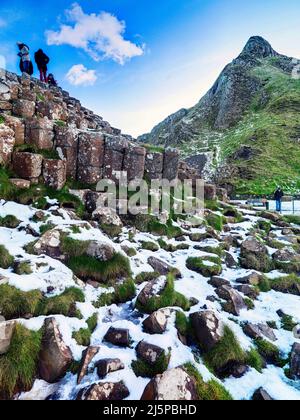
[143,309,169,334]
[103,327,131,348]
[190,311,224,352]
[77,381,130,401]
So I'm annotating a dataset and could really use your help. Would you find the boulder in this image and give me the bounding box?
[189,311,224,352]
[26,117,54,149]
[224,251,237,268]
[103,327,131,348]
[290,343,300,380]
[77,381,129,401]
[9,178,31,189]
[123,144,146,181]
[77,346,100,385]
[208,276,230,288]
[43,159,67,190]
[236,285,259,300]
[137,278,167,308]
[252,388,273,401]
[141,367,198,400]
[243,323,277,342]
[162,149,179,181]
[86,241,115,261]
[260,211,281,223]
[240,237,273,272]
[33,229,62,259]
[13,99,36,118]
[92,207,123,228]
[143,309,169,334]
[272,247,300,263]
[236,272,262,286]
[216,286,247,316]
[96,359,125,379]
[204,184,217,201]
[0,320,15,355]
[147,256,181,278]
[39,318,73,383]
[0,124,15,165]
[293,325,300,340]
[136,341,165,365]
[12,152,43,181]
[145,152,164,180]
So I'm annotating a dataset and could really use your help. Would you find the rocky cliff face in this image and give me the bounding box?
[139,37,300,195]
[0,69,197,192]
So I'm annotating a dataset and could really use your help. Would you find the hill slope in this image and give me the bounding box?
[139,37,300,195]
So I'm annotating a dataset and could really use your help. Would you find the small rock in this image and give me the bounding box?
[136,341,165,365]
[209,276,230,288]
[77,346,100,385]
[141,367,198,400]
[189,311,224,352]
[216,286,247,316]
[86,241,115,261]
[137,278,167,308]
[96,359,125,379]
[290,343,300,380]
[236,272,262,286]
[143,310,168,334]
[39,318,73,383]
[103,327,131,348]
[224,252,237,268]
[0,320,15,355]
[293,325,300,339]
[235,285,259,299]
[243,323,277,342]
[77,381,130,401]
[147,256,181,278]
[252,388,274,401]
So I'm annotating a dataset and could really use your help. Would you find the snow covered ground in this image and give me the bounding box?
[1,199,300,400]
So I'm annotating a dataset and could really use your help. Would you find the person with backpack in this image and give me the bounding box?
[34,49,50,82]
[17,42,33,76]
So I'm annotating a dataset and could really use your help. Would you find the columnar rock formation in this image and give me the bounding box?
[0,69,198,190]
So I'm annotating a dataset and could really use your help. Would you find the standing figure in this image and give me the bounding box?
[17,42,33,76]
[34,49,50,82]
[274,187,284,213]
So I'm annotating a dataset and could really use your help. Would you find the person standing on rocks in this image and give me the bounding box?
[17,42,33,76]
[34,49,50,82]
[274,187,284,212]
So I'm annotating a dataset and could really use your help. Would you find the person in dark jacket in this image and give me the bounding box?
[34,49,50,82]
[47,73,58,87]
[17,42,33,76]
[274,187,284,212]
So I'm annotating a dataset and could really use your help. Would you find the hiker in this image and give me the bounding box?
[34,49,49,82]
[17,42,33,76]
[47,73,58,87]
[274,187,284,212]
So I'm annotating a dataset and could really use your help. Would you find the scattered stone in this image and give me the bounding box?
[290,343,300,380]
[137,278,167,308]
[92,207,123,228]
[190,311,224,352]
[236,272,262,286]
[240,237,273,272]
[147,256,181,278]
[141,367,198,400]
[216,286,247,316]
[143,309,169,334]
[104,327,131,348]
[236,285,259,300]
[252,388,273,401]
[86,241,115,261]
[9,178,31,189]
[77,346,100,385]
[33,229,62,259]
[209,276,230,288]
[204,184,217,201]
[243,323,277,342]
[39,318,73,383]
[77,381,129,401]
[0,320,15,355]
[96,359,125,379]
[136,341,165,365]
[224,252,237,268]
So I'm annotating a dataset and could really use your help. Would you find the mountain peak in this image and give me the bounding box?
[241,36,279,58]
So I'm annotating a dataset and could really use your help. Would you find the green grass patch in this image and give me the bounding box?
[0,215,20,228]
[72,313,98,346]
[0,324,42,399]
[281,314,297,332]
[136,274,190,314]
[0,284,42,319]
[140,241,159,252]
[184,363,233,400]
[0,167,17,201]
[246,348,264,373]
[67,253,131,284]
[0,245,14,269]
[135,271,160,285]
[94,279,136,307]
[254,338,285,367]
[36,287,85,318]
[132,351,170,378]
[13,261,32,275]
[270,274,300,295]
[39,223,55,235]
[206,213,224,232]
[186,256,222,278]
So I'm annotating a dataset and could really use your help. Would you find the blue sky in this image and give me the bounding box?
[0,0,299,136]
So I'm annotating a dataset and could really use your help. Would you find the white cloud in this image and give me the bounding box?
[46,3,144,64]
[66,64,97,86]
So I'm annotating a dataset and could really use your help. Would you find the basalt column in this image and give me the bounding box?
[103,136,128,183]
[77,132,105,185]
